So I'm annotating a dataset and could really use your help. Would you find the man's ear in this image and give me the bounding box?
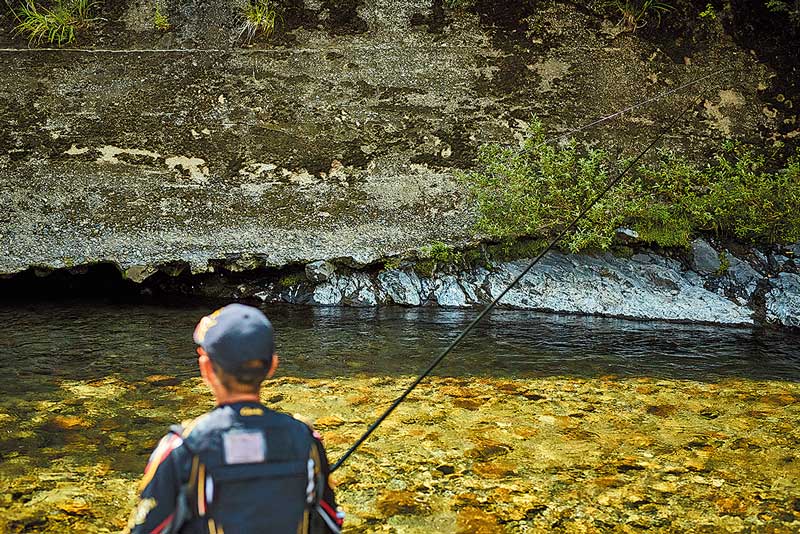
[197,350,215,386]
[267,353,279,378]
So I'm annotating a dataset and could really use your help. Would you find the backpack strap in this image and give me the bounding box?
[307,433,341,534]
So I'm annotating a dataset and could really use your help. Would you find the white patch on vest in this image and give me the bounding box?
[223,430,266,464]
[206,475,214,504]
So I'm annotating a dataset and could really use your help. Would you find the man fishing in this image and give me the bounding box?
[125,303,343,534]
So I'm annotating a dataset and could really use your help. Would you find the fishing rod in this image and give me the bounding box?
[330,93,705,473]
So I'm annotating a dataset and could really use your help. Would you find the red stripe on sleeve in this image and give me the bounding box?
[319,500,343,526]
[150,512,174,534]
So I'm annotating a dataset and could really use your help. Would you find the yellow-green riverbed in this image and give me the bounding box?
[0,302,798,533]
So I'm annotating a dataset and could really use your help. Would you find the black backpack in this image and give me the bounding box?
[165,406,335,534]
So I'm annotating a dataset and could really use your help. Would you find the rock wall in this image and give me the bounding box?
[1,1,798,327]
[0,0,781,273]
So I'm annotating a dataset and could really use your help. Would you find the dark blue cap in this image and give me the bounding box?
[193,304,275,370]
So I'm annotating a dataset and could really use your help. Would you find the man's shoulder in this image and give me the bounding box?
[181,404,313,434]
[178,406,236,438]
[138,430,189,491]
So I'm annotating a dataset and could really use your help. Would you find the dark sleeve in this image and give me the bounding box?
[311,432,344,533]
[124,433,187,534]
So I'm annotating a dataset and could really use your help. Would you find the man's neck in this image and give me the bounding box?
[215,392,261,406]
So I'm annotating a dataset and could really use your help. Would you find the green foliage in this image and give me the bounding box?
[485,238,549,262]
[691,143,800,243]
[608,0,673,32]
[412,242,483,276]
[11,0,93,46]
[463,119,628,252]
[237,0,280,43]
[422,241,462,263]
[414,259,436,278]
[415,242,461,277]
[383,257,402,271]
[462,120,800,253]
[153,0,169,31]
[698,3,716,19]
[717,252,730,274]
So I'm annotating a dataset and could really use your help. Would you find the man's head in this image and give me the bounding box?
[193,304,279,398]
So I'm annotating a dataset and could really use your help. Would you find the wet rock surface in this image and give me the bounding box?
[766,273,800,328]
[245,244,800,328]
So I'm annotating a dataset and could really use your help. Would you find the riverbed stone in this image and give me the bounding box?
[377,269,425,306]
[691,239,721,274]
[765,273,800,327]
[725,253,762,298]
[305,260,336,283]
[434,275,470,308]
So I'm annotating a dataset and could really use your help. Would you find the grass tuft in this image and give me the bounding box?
[609,0,673,32]
[153,0,169,31]
[11,0,94,47]
[236,0,281,44]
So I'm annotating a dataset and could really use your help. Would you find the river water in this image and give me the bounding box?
[0,299,798,533]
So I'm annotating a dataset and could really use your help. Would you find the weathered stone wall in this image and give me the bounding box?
[1,0,782,280]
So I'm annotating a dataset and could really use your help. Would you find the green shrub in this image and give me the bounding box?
[237,0,280,43]
[463,118,630,252]
[12,0,93,46]
[699,143,800,243]
[462,119,800,252]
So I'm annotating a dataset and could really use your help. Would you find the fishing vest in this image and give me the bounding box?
[167,404,327,534]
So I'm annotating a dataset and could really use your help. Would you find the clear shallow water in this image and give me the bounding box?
[1,299,799,387]
[0,299,798,533]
